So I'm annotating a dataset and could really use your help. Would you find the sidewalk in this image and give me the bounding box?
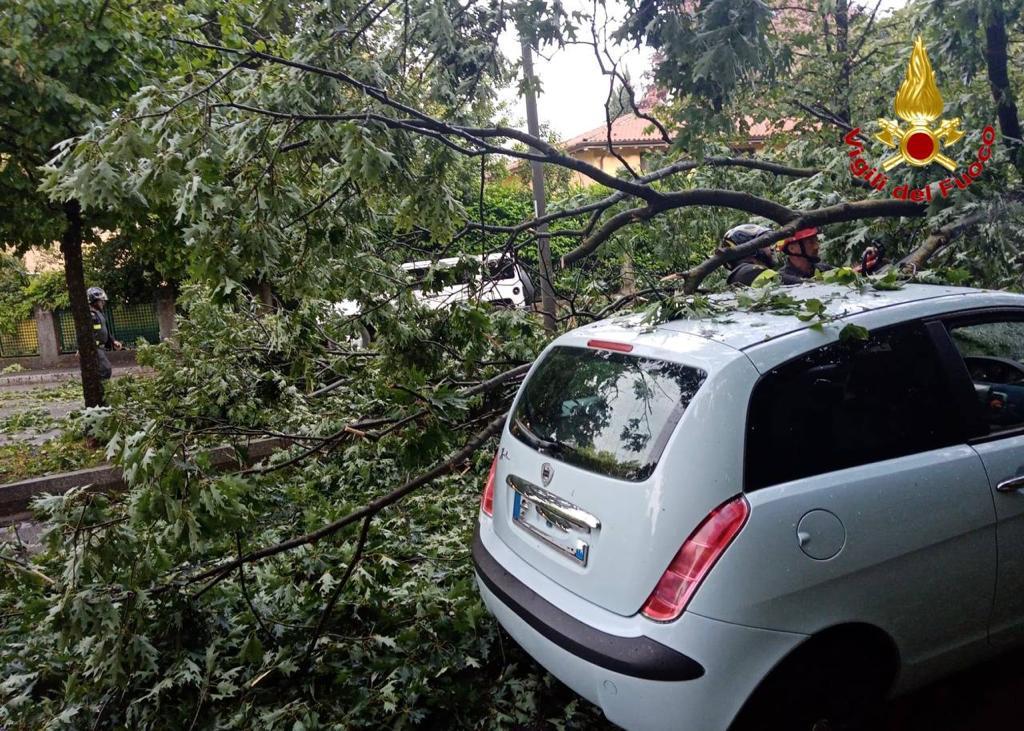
[0,363,144,391]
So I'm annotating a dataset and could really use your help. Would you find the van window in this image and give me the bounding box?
[510,346,706,481]
[486,257,517,280]
[745,322,960,491]
[948,318,1024,435]
[406,267,430,291]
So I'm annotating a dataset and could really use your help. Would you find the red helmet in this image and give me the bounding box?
[777,227,819,250]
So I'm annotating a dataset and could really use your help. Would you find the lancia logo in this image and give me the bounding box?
[541,463,553,486]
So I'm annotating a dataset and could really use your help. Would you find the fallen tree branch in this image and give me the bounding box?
[169,36,819,218]
[183,413,506,596]
[560,188,821,269]
[0,553,55,586]
[899,211,990,271]
[900,190,1024,271]
[679,198,927,292]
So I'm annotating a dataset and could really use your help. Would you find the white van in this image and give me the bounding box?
[332,253,534,346]
[401,252,535,310]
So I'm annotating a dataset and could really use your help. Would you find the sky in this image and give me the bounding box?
[496,2,653,141]
[497,0,909,143]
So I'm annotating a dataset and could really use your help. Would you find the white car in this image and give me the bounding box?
[475,282,1024,730]
[330,298,372,348]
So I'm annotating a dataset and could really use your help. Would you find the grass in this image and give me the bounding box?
[0,378,101,483]
[0,434,105,483]
[0,379,83,404]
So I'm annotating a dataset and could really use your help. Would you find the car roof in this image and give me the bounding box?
[580,282,1001,354]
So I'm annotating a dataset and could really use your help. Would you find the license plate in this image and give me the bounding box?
[512,489,591,566]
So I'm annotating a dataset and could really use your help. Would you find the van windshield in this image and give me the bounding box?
[486,257,516,280]
[511,346,706,481]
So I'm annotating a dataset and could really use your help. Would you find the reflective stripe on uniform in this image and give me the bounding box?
[93,324,102,330]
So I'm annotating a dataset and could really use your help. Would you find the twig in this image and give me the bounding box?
[301,515,373,671]
[236,533,277,648]
[0,554,55,586]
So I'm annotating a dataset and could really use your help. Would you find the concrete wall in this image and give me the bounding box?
[568,147,646,187]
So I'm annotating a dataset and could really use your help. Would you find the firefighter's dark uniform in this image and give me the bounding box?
[778,262,833,281]
[726,262,769,286]
[728,262,807,286]
[90,307,114,380]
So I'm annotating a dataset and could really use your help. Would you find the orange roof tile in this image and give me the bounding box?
[561,113,799,152]
[562,113,666,152]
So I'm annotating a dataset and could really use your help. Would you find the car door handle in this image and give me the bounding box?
[996,475,1024,493]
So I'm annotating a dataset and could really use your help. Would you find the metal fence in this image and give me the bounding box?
[0,319,39,358]
[56,302,161,354]
[109,302,161,347]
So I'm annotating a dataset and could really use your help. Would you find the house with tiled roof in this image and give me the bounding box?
[561,111,798,187]
[562,114,668,187]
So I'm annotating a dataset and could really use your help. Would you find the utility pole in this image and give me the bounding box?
[520,36,557,332]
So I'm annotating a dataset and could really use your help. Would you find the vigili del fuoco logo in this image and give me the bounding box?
[844,36,995,201]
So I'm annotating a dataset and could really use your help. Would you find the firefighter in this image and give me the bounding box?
[719,223,778,286]
[86,287,122,381]
[777,227,834,280]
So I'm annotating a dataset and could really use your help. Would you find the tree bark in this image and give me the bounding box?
[898,210,989,271]
[60,199,105,407]
[620,252,637,296]
[835,0,852,126]
[984,0,1024,172]
[520,38,557,332]
[257,279,274,313]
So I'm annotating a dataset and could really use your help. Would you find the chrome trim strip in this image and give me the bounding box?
[506,474,601,531]
[515,520,589,565]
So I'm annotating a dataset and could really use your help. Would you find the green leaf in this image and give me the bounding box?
[839,324,870,341]
[870,270,904,291]
[240,634,263,665]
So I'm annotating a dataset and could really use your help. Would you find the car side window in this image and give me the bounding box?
[746,322,961,491]
[947,319,1024,435]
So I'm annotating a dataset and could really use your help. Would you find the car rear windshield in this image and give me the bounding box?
[510,346,707,481]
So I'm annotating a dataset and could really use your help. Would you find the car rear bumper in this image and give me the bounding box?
[474,519,807,731]
[473,526,704,681]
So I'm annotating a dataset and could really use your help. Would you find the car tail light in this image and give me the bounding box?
[587,339,633,352]
[480,453,498,516]
[640,495,750,622]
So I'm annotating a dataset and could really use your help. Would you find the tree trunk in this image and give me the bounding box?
[257,279,275,313]
[620,252,637,296]
[985,0,1024,173]
[520,37,557,332]
[60,199,104,407]
[835,0,851,125]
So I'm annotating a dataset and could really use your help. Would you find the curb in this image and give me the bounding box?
[0,465,122,517]
[0,371,79,387]
[0,437,288,517]
[0,364,145,389]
